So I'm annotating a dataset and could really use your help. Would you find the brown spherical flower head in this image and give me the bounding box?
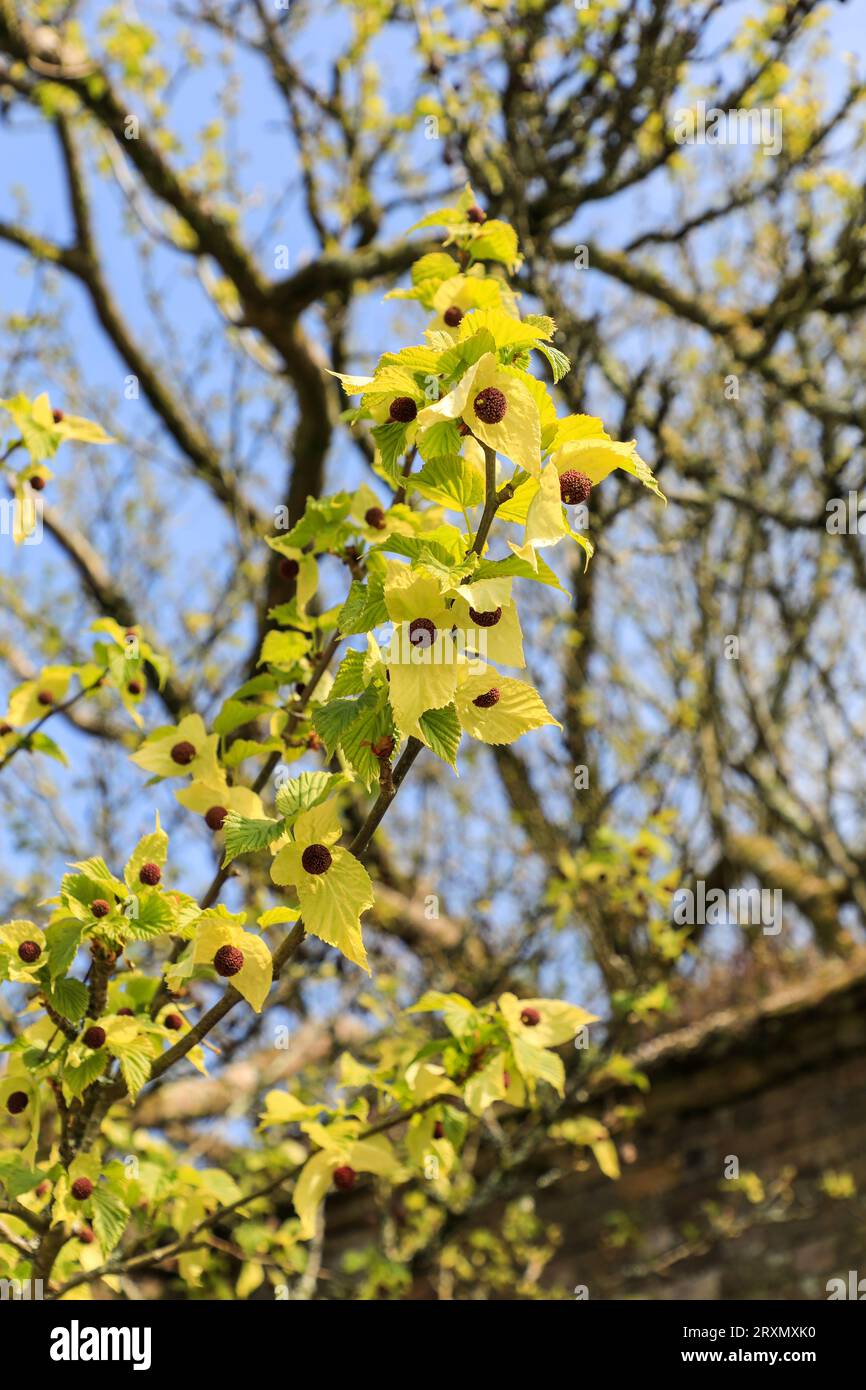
[301,843,332,875]
[91,899,111,918]
[472,688,500,708]
[18,939,42,964]
[364,505,387,530]
[559,469,592,506]
[35,1180,50,1198]
[139,861,161,886]
[306,731,322,751]
[371,734,395,760]
[117,1007,135,1017]
[408,617,436,650]
[77,1225,95,1244]
[170,740,196,766]
[164,1012,183,1031]
[36,689,55,707]
[52,408,64,424]
[473,387,507,424]
[279,557,300,580]
[333,1165,357,1192]
[0,723,11,736]
[443,305,464,327]
[205,805,228,831]
[388,396,418,423]
[29,475,46,491]
[433,1120,445,1140]
[468,605,502,627]
[71,1177,93,1201]
[127,679,143,696]
[83,1025,106,1050]
[6,1091,28,1115]
[520,1006,541,1027]
[467,204,486,224]
[214,944,244,977]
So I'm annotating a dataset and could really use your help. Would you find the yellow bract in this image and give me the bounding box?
[498,993,599,1048]
[455,671,560,745]
[192,912,272,1013]
[417,352,541,475]
[130,714,221,782]
[175,778,264,820]
[5,667,72,727]
[293,1133,400,1239]
[270,801,374,973]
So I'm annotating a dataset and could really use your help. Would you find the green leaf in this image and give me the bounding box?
[313,698,366,757]
[267,601,313,630]
[117,1046,152,1101]
[63,1049,108,1099]
[372,527,465,568]
[511,1033,565,1095]
[275,771,345,823]
[0,393,59,462]
[436,329,498,382]
[338,579,388,637]
[221,813,285,867]
[407,991,480,1037]
[92,1185,130,1253]
[371,422,409,485]
[222,737,284,770]
[68,856,125,894]
[125,892,175,940]
[330,648,368,698]
[43,919,84,979]
[468,220,521,272]
[415,418,463,461]
[213,699,273,736]
[27,732,69,765]
[340,689,392,789]
[258,630,309,669]
[270,494,352,550]
[534,340,571,383]
[412,455,484,511]
[46,976,89,1022]
[472,552,566,591]
[231,674,279,699]
[418,705,462,768]
[0,1157,60,1199]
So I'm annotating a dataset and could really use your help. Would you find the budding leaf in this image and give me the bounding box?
[221,813,284,867]
[46,976,89,1022]
[274,771,345,824]
[338,578,388,636]
[417,704,461,768]
[92,1185,130,1253]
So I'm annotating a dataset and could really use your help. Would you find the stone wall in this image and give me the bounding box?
[533,953,866,1299]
